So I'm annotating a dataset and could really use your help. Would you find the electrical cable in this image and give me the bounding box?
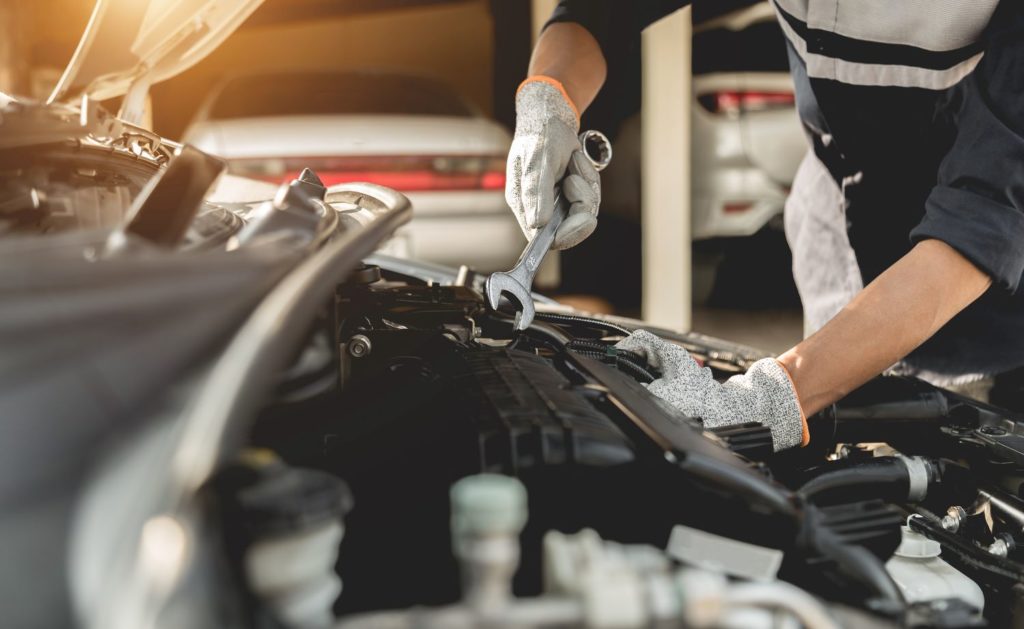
[531,311,632,337]
[488,311,658,383]
[565,339,660,383]
[569,348,656,383]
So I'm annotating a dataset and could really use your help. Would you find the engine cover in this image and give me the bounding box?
[326,331,675,611]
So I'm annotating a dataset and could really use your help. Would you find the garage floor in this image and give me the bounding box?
[691,307,803,355]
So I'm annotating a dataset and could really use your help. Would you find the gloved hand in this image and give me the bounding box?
[505,77,601,250]
[616,330,808,451]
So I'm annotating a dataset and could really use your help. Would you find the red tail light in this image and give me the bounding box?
[697,91,795,115]
[229,155,506,192]
[723,202,754,214]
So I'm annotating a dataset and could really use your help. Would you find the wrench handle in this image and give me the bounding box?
[508,130,611,277]
[507,190,567,279]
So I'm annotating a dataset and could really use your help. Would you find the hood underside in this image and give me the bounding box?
[49,0,264,104]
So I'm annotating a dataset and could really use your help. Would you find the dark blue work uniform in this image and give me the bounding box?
[549,0,1024,396]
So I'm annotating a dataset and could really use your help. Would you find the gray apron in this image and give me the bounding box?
[784,150,992,395]
[784,150,863,338]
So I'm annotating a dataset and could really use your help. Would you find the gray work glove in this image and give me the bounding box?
[505,78,601,250]
[616,330,808,451]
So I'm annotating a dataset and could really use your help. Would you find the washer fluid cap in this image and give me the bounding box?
[236,463,353,538]
[894,525,941,558]
[451,474,528,536]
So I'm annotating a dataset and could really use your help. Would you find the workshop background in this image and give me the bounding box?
[0,0,804,353]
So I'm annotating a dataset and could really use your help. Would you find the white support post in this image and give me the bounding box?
[641,8,692,331]
[528,0,562,289]
[531,0,558,42]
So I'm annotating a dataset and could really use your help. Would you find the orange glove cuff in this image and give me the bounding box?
[774,359,810,447]
[517,75,581,122]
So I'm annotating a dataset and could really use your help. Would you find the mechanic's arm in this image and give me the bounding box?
[529,22,607,112]
[619,242,992,451]
[506,23,607,250]
[509,1,689,248]
[620,9,1024,451]
[789,10,1024,419]
[778,240,991,415]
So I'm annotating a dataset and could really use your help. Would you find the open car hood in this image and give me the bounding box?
[49,0,264,104]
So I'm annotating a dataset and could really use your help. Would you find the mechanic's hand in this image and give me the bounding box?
[506,77,601,250]
[615,330,808,451]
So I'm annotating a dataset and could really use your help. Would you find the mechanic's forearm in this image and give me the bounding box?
[529,22,607,112]
[778,239,992,416]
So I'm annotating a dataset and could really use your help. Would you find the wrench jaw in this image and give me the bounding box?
[484,274,507,311]
[484,273,536,331]
[512,299,536,331]
[485,131,610,332]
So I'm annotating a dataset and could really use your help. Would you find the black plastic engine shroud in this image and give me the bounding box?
[319,327,815,613]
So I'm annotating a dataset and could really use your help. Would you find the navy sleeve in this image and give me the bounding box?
[911,6,1024,293]
[545,0,691,57]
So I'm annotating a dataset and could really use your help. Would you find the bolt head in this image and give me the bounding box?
[348,335,371,358]
[987,539,1010,558]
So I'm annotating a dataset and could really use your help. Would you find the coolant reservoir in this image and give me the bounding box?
[232,453,353,628]
[450,474,528,613]
[885,525,984,612]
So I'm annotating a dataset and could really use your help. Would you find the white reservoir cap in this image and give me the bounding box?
[451,474,528,536]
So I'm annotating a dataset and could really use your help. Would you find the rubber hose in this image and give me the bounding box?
[798,457,921,505]
[815,527,905,609]
[680,452,800,520]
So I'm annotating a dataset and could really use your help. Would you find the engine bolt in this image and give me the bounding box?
[987,535,1014,558]
[348,334,372,358]
[941,506,967,532]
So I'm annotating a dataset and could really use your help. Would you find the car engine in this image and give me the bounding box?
[223,258,1024,629]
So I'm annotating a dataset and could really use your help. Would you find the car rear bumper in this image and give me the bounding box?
[396,190,523,272]
[692,167,788,240]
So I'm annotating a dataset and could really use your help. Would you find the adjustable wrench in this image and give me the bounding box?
[486,130,613,330]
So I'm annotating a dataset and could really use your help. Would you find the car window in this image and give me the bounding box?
[208,73,474,119]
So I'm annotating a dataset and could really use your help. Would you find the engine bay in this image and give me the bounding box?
[5,110,1022,623]
[6,100,1022,625]
[214,259,1024,628]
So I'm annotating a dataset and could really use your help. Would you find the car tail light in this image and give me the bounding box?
[228,155,507,192]
[723,202,755,214]
[697,91,794,115]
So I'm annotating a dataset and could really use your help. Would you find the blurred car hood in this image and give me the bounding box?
[49,0,264,104]
[187,115,511,158]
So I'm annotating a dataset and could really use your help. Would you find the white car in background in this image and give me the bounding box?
[184,70,521,271]
[692,72,804,240]
[597,4,806,305]
[688,3,807,304]
[691,3,806,240]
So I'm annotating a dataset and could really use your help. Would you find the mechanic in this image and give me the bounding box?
[505,1,1024,451]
